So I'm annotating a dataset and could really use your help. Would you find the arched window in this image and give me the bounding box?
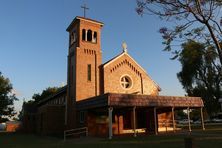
[87,29,92,41]
[92,32,97,43]
[70,31,76,44]
[82,29,86,41]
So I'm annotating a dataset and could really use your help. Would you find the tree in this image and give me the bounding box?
[32,87,60,103]
[19,87,61,121]
[136,0,222,116]
[0,72,17,122]
[136,0,222,65]
[177,40,221,116]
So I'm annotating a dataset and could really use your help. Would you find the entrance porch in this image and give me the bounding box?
[76,93,204,138]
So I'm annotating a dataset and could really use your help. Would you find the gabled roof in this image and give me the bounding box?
[102,51,124,66]
[103,51,161,91]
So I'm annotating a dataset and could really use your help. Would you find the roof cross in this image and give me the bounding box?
[81,4,89,18]
[122,42,128,53]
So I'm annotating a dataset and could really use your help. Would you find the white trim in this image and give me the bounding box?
[103,52,125,68]
[104,51,161,90]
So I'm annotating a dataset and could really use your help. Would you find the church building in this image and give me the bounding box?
[25,16,205,138]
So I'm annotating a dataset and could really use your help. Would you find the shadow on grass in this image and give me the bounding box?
[1,128,222,148]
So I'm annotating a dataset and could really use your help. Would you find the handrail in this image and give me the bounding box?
[64,127,88,141]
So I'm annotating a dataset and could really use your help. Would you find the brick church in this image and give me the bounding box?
[23,16,204,138]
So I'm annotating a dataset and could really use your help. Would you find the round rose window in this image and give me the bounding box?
[120,75,132,89]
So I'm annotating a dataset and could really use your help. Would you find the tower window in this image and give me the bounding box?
[70,33,73,45]
[87,30,92,41]
[92,32,97,43]
[87,64,91,81]
[70,31,76,45]
[73,31,77,43]
[82,29,86,41]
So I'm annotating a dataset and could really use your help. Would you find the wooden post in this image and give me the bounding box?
[133,106,136,137]
[187,107,191,132]
[200,107,205,130]
[65,96,68,125]
[172,107,175,132]
[154,107,158,135]
[108,107,113,139]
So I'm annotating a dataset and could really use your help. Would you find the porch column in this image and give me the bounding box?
[108,107,113,139]
[172,107,175,132]
[133,106,136,137]
[200,107,205,130]
[187,107,191,132]
[154,107,158,135]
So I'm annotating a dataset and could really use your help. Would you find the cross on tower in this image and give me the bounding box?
[81,4,89,18]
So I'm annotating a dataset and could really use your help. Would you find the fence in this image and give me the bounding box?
[64,127,88,141]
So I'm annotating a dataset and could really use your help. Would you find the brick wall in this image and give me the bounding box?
[103,53,159,95]
[37,105,65,135]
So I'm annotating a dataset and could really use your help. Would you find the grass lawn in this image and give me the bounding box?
[1,127,222,148]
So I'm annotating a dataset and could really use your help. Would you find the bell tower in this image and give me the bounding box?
[66,16,104,103]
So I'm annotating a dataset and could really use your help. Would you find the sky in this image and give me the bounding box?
[0,0,186,114]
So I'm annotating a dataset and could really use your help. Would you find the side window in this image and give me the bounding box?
[82,29,86,41]
[87,64,91,81]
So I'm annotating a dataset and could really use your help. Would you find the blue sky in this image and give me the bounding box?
[0,0,185,113]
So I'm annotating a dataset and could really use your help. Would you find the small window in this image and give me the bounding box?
[87,64,91,81]
[87,30,92,41]
[82,29,86,41]
[92,32,97,43]
[80,111,85,123]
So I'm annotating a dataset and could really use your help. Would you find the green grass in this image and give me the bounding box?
[1,127,222,148]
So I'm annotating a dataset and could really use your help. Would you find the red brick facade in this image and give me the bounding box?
[29,16,204,137]
[103,53,160,95]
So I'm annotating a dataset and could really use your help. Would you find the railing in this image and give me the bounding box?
[158,120,177,132]
[64,127,88,141]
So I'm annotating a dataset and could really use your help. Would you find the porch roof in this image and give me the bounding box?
[76,93,204,110]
